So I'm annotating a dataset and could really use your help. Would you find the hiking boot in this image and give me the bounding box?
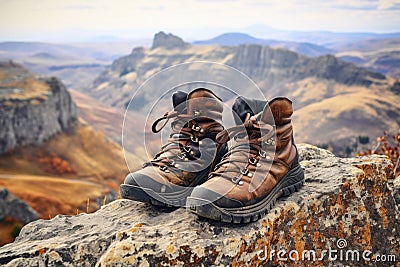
[120,88,226,207]
[187,96,304,223]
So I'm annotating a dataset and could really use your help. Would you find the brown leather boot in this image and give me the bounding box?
[120,88,226,207]
[187,96,304,223]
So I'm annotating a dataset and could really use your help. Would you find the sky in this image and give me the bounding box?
[0,0,400,42]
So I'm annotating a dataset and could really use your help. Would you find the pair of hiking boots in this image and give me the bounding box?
[120,88,304,223]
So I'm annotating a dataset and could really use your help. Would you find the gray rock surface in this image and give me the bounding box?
[0,187,38,224]
[0,63,77,154]
[0,144,398,266]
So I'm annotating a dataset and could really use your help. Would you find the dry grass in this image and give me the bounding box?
[283,77,400,144]
[0,64,50,99]
[0,121,141,248]
[0,173,112,246]
[0,174,110,218]
[70,89,152,161]
[0,122,139,189]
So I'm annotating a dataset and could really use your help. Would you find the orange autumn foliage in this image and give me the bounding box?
[357,131,400,176]
[38,153,75,174]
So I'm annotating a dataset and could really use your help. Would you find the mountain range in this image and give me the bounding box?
[87,32,400,156]
[194,32,334,57]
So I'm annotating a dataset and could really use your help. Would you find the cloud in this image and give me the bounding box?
[65,5,95,10]
[378,0,400,9]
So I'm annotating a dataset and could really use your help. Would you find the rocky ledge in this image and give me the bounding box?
[0,144,398,266]
[0,63,77,154]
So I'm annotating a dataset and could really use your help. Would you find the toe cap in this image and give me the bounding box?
[190,186,244,208]
[124,172,164,191]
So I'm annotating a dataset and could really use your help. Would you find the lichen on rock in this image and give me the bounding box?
[0,144,398,266]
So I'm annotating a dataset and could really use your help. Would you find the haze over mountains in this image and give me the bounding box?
[4,31,393,157]
[1,29,399,95]
[1,29,398,161]
[194,32,334,57]
[86,32,400,155]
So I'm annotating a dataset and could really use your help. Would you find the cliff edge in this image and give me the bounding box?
[0,61,77,154]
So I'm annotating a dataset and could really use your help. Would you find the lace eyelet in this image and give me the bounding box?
[231,176,241,184]
[193,110,201,116]
[248,157,258,165]
[190,136,199,143]
[191,124,201,132]
[177,153,186,159]
[159,166,169,173]
[265,138,275,146]
[240,167,249,175]
[183,146,192,153]
[259,150,267,158]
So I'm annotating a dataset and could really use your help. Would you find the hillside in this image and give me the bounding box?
[69,89,155,158]
[87,32,400,155]
[336,38,400,78]
[0,63,139,245]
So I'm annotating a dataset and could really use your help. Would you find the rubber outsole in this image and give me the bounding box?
[186,163,304,223]
[120,164,214,207]
[120,143,228,207]
[120,183,194,207]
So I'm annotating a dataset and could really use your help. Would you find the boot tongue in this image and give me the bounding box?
[186,88,223,122]
[172,91,188,113]
[260,97,293,125]
[232,96,268,124]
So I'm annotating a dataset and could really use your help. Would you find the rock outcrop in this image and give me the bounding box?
[228,46,385,86]
[0,62,77,154]
[0,144,398,266]
[0,187,38,224]
[151,31,189,50]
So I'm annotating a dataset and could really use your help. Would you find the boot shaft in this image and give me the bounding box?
[232,96,295,157]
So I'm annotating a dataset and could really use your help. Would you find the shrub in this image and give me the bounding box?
[358,135,370,144]
[357,131,400,176]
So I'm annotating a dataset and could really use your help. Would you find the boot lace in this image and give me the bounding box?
[144,111,205,173]
[210,116,276,184]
